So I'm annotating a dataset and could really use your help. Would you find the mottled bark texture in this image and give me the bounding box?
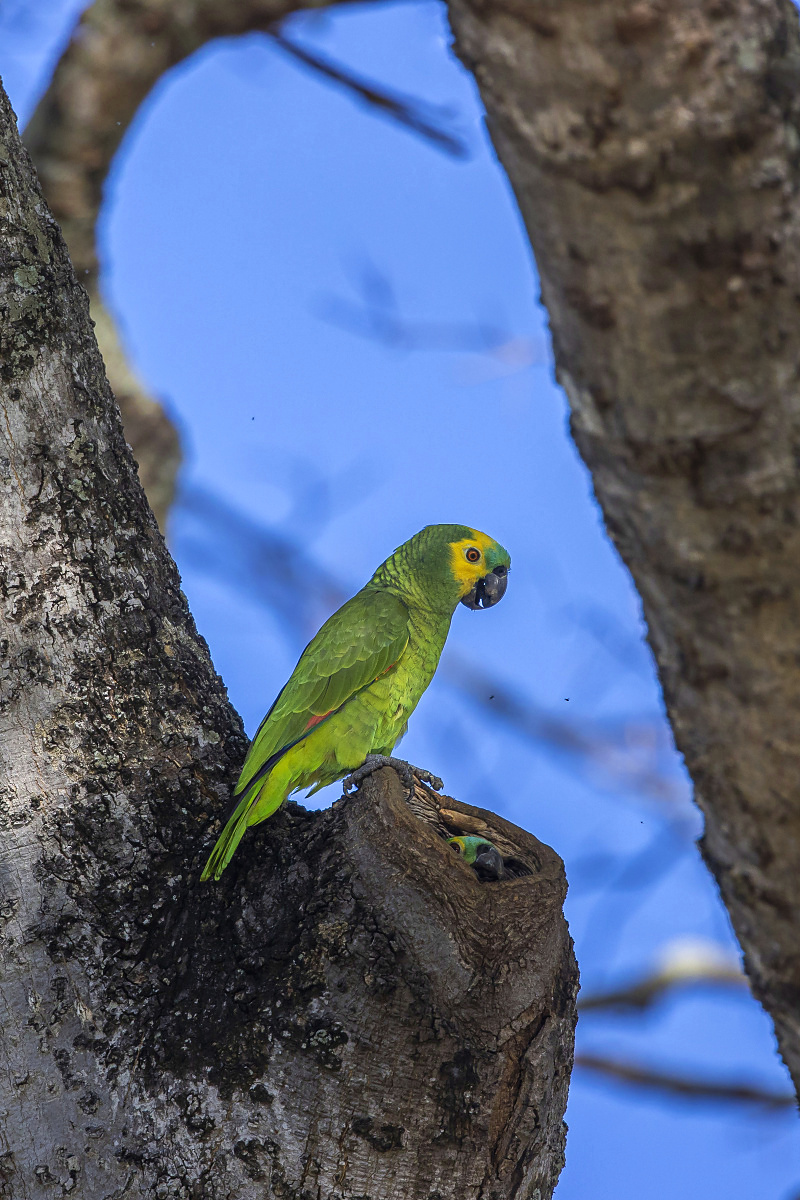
[24,0,354,528]
[447,0,800,1090]
[0,85,576,1197]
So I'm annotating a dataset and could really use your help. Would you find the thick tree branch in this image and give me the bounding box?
[25,0,338,528]
[25,0,469,527]
[446,0,800,1093]
[24,0,352,283]
[23,0,295,525]
[0,81,576,1196]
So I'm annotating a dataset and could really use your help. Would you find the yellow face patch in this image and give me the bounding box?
[448,530,497,597]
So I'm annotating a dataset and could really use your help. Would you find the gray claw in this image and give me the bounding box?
[343,754,400,793]
[343,755,442,796]
[412,768,443,792]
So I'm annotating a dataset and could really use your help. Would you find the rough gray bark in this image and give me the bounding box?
[0,83,576,1198]
[447,0,800,1091]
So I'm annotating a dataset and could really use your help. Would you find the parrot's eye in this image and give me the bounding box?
[465,547,481,564]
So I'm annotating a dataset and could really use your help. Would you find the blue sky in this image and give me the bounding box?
[3,1,799,1195]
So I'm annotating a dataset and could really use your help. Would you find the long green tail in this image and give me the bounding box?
[201,771,288,881]
[200,786,254,881]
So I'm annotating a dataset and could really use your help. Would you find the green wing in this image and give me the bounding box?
[235,587,410,795]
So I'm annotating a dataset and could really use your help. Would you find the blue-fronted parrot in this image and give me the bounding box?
[202,524,510,880]
[447,835,507,880]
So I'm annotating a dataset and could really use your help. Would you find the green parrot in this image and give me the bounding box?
[447,835,507,881]
[201,524,510,881]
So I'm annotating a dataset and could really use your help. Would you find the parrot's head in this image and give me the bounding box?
[450,527,511,612]
[448,835,506,880]
[374,524,511,614]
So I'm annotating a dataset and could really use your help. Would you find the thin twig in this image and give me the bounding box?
[576,1054,796,1109]
[579,965,747,1014]
[268,30,469,158]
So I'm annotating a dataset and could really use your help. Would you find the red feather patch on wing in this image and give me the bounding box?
[305,711,334,730]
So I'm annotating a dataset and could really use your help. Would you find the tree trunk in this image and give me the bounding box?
[0,84,576,1198]
[447,0,800,1091]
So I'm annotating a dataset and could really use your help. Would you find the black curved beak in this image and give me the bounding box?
[473,844,506,881]
[460,565,509,610]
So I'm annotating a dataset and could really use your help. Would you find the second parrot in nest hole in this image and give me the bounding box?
[202,523,510,880]
[447,836,507,881]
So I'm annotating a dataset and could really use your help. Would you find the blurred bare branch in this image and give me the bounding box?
[576,1054,795,1110]
[443,652,687,812]
[319,295,510,353]
[175,484,345,639]
[316,259,547,380]
[268,30,469,158]
[91,299,182,530]
[561,600,651,675]
[579,939,748,1014]
[317,261,507,351]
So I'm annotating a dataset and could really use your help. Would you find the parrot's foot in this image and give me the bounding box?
[343,755,443,796]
